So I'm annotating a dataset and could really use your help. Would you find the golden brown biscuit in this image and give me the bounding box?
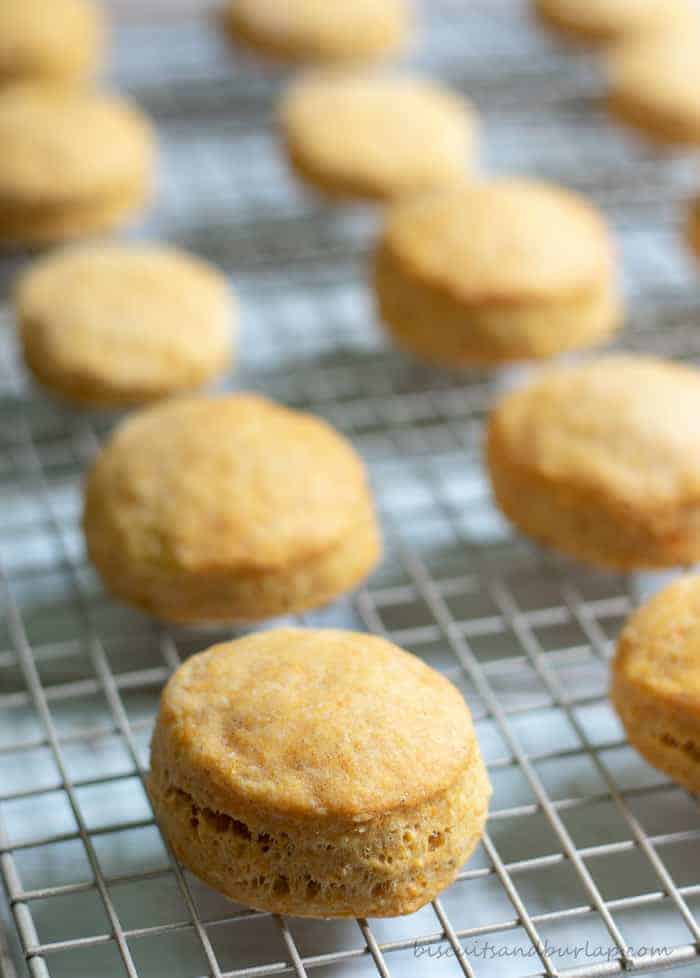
[612,577,700,793]
[607,29,700,145]
[487,355,700,571]
[687,194,700,261]
[534,0,693,45]
[223,0,410,65]
[16,244,235,408]
[0,0,105,87]
[280,73,477,201]
[0,84,154,247]
[84,395,381,623]
[373,179,621,366]
[149,628,491,917]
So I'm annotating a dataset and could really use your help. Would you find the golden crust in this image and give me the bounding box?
[17,244,235,407]
[280,73,476,202]
[607,30,700,146]
[534,0,693,44]
[0,0,105,86]
[687,195,700,262]
[612,577,700,792]
[0,184,149,248]
[223,0,410,65]
[83,395,381,623]
[0,84,154,244]
[487,355,700,570]
[373,179,620,365]
[149,629,491,916]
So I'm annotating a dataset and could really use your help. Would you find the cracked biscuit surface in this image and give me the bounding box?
[149,628,491,917]
[84,394,380,623]
[612,577,700,793]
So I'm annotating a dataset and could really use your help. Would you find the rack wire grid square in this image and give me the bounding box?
[3,1,700,977]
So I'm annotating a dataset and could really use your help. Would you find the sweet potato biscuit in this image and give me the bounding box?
[280,73,477,201]
[0,84,154,246]
[686,194,700,262]
[84,395,381,623]
[149,628,491,916]
[534,0,692,45]
[613,577,700,793]
[0,0,105,87]
[373,179,621,365]
[17,244,235,407]
[607,29,700,145]
[223,0,411,65]
[487,355,700,570]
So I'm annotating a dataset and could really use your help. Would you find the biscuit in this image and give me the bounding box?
[16,244,235,408]
[280,73,477,201]
[687,194,700,262]
[0,84,154,247]
[373,179,621,366]
[607,30,700,145]
[534,0,693,45]
[0,0,105,87]
[149,628,491,917]
[487,355,700,571]
[223,0,410,65]
[84,395,381,623]
[612,577,700,793]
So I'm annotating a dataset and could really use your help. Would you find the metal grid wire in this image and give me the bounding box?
[3,1,700,976]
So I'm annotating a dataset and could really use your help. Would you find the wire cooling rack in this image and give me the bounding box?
[3,2,700,977]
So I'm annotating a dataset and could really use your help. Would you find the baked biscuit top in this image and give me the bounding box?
[489,356,700,506]
[153,629,476,820]
[378,180,615,304]
[0,84,153,204]
[85,394,374,575]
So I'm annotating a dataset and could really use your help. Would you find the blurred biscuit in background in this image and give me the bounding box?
[688,194,700,262]
[0,84,155,247]
[607,29,700,146]
[16,243,235,407]
[84,394,381,623]
[223,0,411,65]
[280,73,477,202]
[0,0,105,87]
[533,0,693,45]
[373,178,621,366]
[487,355,700,570]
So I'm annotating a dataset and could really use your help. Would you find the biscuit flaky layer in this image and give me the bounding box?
[487,355,700,570]
[149,630,491,916]
[373,179,621,365]
[84,395,380,623]
[612,577,700,793]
